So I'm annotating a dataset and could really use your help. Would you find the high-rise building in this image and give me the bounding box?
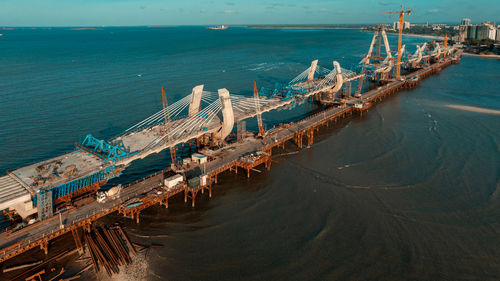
[488,27,496,40]
[461,18,471,26]
[496,27,500,42]
[393,21,411,30]
[467,25,477,40]
[476,25,488,40]
[458,25,468,42]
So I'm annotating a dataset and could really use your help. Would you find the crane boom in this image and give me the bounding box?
[444,34,448,58]
[253,81,264,136]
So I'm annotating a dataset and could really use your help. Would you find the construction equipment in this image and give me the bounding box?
[161,86,176,164]
[443,34,448,58]
[362,25,393,82]
[253,82,264,136]
[380,5,412,79]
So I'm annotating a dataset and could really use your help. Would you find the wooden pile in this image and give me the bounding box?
[83,224,135,277]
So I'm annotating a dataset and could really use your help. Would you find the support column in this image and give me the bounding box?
[188,85,204,117]
[191,190,197,208]
[215,88,235,143]
[307,60,318,81]
[40,239,49,255]
[307,129,314,146]
[72,228,84,255]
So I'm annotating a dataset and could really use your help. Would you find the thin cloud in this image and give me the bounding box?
[427,8,440,13]
[224,9,236,14]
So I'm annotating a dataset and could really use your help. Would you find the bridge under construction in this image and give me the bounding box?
[0,22,463,268]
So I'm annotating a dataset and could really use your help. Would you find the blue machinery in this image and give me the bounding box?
[34,165,118,207]
[37,189,53,221]
[35,134,133,219]
[260,84,308,101]
[80,134,136,162]
[35,166,118,220]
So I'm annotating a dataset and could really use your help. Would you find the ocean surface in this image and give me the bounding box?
[1,27,499,280]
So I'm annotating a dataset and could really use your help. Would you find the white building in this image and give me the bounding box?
[393,21,410,30]
[488,27,496,40]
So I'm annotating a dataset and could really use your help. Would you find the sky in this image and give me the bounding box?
[1,0,498,26]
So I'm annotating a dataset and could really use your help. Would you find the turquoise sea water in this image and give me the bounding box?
[0,27,499,280]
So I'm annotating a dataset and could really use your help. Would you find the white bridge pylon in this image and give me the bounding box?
[113,60,360,165]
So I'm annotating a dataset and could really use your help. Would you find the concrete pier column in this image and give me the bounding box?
[188,85,204,117]
[331,61,344,93]
[307,60,318,81]
[214,88,235,143]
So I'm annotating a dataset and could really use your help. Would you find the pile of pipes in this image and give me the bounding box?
[83,224,136,277]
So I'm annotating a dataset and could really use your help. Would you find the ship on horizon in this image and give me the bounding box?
[206,25,228,30]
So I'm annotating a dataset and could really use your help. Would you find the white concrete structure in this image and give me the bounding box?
[188,85,204,117]
[215,88,235,142]
[307,60,318,81]
[331,61,344,93]
[0,175,36,218]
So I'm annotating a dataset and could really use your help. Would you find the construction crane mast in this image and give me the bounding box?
[380,5,412,79]
[253,82,264,136]
[443,34,448,58]
[161,86,176,163]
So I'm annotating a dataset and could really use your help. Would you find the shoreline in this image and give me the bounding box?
[378,31,444,40]
[246,26,364,30]
[400,33,444,40]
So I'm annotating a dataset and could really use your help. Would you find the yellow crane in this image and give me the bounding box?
[380,5,412,79]
[443,34,448,58]
[253,82,264,136]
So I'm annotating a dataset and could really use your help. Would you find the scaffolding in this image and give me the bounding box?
[37,188,53,221]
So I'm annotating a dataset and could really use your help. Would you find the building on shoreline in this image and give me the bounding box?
[393,21,410,30]
[459,19,498,42]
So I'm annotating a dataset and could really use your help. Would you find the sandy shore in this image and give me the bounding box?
[463,53,500,59]
[386,32,444,40]
[401,33,444,40]
[446,104,500,115]
[247,26,364,30]
[366,31,444,40]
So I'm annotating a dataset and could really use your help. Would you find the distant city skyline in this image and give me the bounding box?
[1,0,498,27]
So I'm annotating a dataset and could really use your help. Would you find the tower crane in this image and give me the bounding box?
[253,81,264,136]
[380,5,412,80]
[443,34,448,58]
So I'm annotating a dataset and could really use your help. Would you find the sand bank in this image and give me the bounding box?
[447,104,500,115]
[463,53,500,59]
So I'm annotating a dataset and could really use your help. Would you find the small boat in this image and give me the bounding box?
[206,25,228,30]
